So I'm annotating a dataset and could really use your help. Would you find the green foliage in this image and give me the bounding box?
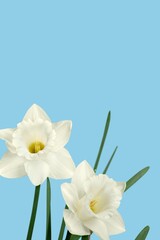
[135,226,150,240]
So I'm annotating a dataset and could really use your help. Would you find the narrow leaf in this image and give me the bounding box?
[135,226,150,240]
[46,178,52,240]
[103,146,118,174]
[94,111,111,172]
[125,166,150,192]
[26,185,41,240]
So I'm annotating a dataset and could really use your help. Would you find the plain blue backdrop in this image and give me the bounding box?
[0,1,159,239]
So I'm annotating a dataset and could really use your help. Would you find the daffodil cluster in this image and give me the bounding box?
[0,104,144,240]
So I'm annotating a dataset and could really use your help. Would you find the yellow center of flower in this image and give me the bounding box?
[90,200,98,213]
[28,141,45,154]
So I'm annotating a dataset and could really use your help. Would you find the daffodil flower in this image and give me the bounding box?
[0,104,75,186]
[61,161,125,240]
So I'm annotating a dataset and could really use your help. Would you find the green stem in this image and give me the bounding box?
[26,185,41,240]
[82,236,90,240]
[94,111,111,172]
[58,205,68,240]
[65,231,71,240]
[46,178,52,240]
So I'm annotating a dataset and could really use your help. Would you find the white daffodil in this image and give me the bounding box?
[0,104,75,186]
[61,161,126,240]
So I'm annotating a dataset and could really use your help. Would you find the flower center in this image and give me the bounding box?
[28,141,45,154]
[90,200,98,213]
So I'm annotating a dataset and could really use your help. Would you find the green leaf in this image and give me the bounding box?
[135,226,150,240]
[103,146,118,174]
[125,166,150,192]
[46,178,52,240]
[94,111,111,172]
[26,185,41,240]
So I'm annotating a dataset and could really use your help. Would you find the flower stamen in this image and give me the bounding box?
[28,141,45,154]
[90,199,97,213]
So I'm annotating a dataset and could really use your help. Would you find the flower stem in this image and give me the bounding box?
[46,178,52,240]
[58,205,68,240]
[82,236,90,240]
[65,231,71,240]
[26,185,41,240]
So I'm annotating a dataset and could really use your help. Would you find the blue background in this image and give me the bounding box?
[0,1,159,239]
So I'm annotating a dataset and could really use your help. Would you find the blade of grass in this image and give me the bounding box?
[103,146,118,174]
[94,111,111,172]
[125,166,150,192]
[135,226,150,240]
[26,185,41,240]
[46,178,52,240]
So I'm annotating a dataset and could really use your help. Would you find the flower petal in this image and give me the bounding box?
[77,195,95,221]
[107,210,125,235]
[46,148,75,179]
[52,120,72,150]
[24,160,49,186]
[0,128,14,141]
[61,183,79,213]
[0,128,16,153]
[6,142,16,153]
[84,217,109,240]
[72,160,95,198]
[117,182,126,194]
[23,104,51,122]
[0,152,26,178]
[64,209,90,236]
[84,174,124,211]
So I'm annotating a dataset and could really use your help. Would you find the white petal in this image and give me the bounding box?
[84,217,109,240]
[0,128,14,141]
[24,160,49,186]
[61,183,79,213]
[117,182,126,194]
[6,142,16,153]
[64,209,90,236]
[0,152,26,178]
[23,104,51,121]
[77,195,95,221]
[0,128,16,153]
[107,210,125,235]
[52,121,72,150]
[72,160,95,198]
[46,148,75,179]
